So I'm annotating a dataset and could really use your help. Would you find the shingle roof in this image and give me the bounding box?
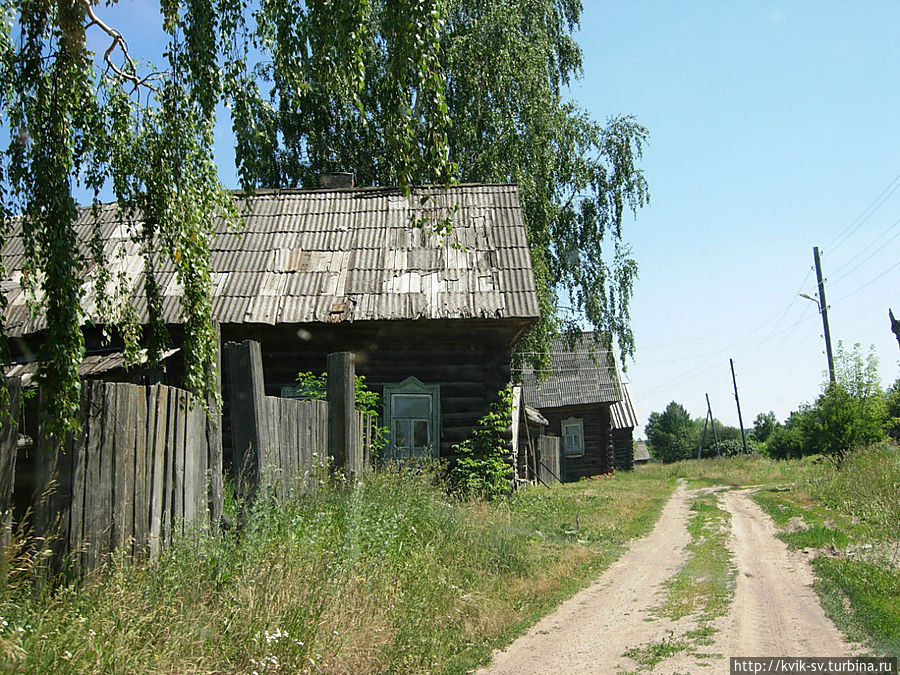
[519,332,622,409]
[2,184,540,336]
[611,382,639,430]
[6,348,179,387]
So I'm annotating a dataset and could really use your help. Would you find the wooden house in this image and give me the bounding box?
[519,332,624,481]
[3,184,540,465]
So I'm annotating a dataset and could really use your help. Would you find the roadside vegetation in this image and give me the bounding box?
[0,465,674,674]
[638,446,900,657]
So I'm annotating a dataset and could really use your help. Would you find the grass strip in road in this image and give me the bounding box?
[623,490,736,672]
[655,491,736,625]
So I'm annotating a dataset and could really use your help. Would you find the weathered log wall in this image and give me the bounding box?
[612,429,635,472]
[221,320,520,461]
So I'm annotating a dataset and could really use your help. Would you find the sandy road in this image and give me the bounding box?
[476,485,858,674]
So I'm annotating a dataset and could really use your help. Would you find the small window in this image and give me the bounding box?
[384,377,441,460]
[561,417,584,457]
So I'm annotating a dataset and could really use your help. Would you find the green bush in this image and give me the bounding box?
[450,388,514,499]
[764,411,808,459]
[646,402,697,463]
[765,343,887,461]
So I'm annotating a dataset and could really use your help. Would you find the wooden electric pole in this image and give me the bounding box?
[707,393,720,456]
[730,359,749,455]
[697,393,721,460]
[813,246,836,383]
[890,309,900,353]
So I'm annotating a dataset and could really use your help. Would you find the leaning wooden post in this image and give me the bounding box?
[223,340,270,500]
[327,352,357,474]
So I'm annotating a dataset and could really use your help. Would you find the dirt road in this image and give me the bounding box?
[476,485,858,674]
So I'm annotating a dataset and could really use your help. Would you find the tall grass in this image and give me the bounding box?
[633,454,802,487]
[0,464,674,674]
[799,442,900,535]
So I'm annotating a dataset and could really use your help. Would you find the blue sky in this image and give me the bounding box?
[46,2,900,434]
[573,2,900,433]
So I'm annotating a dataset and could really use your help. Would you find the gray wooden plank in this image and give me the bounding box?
[205,323,224,528]
[149,385,167,558]
[67,383,90,570]
[82,381,104,572]
[162,386,178,545]
[173,389,186,535]
[112,383,136,554]
[196,401,209,527]
[96,382,116,569]
[133,385,149,558]
[183,395,203,528]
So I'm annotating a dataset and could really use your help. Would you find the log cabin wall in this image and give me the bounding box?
[540,403,613,481]
[220,319,522,463]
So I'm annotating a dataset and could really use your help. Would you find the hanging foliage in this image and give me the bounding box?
[0,0,457,440]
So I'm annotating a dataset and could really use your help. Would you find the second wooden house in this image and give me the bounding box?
[519,332,626,480]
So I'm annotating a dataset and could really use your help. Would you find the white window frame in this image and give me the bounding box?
[561,416,584,457]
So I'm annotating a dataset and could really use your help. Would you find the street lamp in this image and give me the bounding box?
[799,289,835,383]
[799,292,818,307]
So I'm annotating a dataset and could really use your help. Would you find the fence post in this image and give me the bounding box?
[327,352,356,474]
[224,340,270,499]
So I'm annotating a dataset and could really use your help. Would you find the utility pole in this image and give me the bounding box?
[697,393,721,460]
[707,393,720,456]
[730,359,749,455]
[890,309,900,353]
[813,246,836,383]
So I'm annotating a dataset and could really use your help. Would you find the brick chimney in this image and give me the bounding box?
[317,172,355,189]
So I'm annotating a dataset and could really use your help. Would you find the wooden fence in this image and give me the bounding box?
[225,341,372,501]
[258,397,373,500]
[28,380,219,573]
[537,435,561,485]
[1,342,375,574]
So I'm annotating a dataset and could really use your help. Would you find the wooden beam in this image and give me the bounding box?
[223,340,270,499]
[327,352,356,474]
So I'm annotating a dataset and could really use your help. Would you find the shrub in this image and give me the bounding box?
[646,402,697,463]
[450,388,514,499]
[764,413,807,459]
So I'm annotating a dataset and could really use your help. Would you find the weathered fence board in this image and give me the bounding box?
[0,377,21,550]
[537,435,561,485]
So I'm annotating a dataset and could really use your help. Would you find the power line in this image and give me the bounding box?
[824,172,900,254]
[828,216,900,285]
[833,258,900,305]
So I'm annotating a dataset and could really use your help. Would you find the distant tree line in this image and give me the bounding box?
[645,342,900,464]
[644,402,752,464]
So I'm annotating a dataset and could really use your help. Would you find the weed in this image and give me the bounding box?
[624,631,689,669]
[656,493,735,622]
